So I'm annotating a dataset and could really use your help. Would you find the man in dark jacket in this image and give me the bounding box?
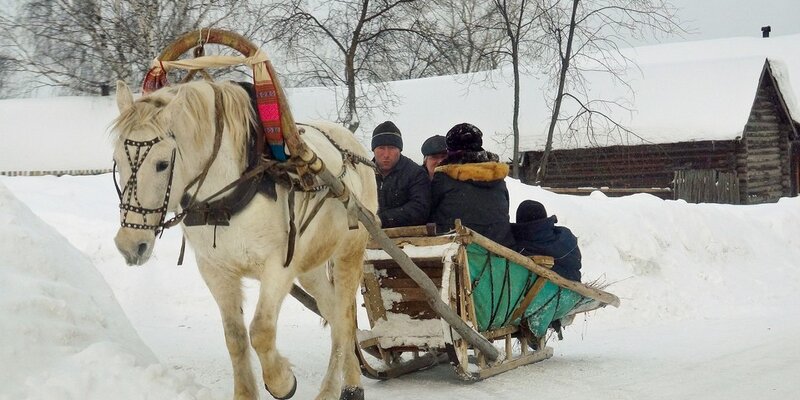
[511,200,582,282]
[371,121,431,228]
[430,123,515,248]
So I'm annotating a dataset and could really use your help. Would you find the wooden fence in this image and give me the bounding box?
[673,169,740,204]
[0,168,113,177]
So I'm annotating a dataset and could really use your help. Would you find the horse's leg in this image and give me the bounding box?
[250,263,297,399]
[197,261,258,400]
[316,247,365,400]
[297,264,336,322]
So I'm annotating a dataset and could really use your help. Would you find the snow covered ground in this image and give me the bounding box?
[3,34,800,400]
[2,173,799,400]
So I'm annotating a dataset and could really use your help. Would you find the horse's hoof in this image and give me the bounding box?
[265,375,297,400]
[340,386,364,400]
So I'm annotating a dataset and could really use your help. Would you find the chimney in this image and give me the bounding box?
[761,26,771,38]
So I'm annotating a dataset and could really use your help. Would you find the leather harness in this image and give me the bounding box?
[116,83,375,267]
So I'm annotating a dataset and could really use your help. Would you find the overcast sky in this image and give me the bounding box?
[662,0,800,44]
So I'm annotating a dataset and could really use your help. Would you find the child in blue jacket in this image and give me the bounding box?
[511,200,582,282]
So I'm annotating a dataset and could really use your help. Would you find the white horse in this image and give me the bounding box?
[111,79,378,400]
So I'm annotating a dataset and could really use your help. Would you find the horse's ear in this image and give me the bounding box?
[116,80,134,112]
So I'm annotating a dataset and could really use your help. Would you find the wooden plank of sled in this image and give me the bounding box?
[290,284,321,317]
[531,255,555,268]
[370,257,445,276]
[381,277,443,289]
[359,336,382,351]
[396,289,436,303]
[454,222,621,308]
[480,325,519,340]
[477,347,554,380]
[455,244,480,333]
[376,352,450,380]
[508,277,548,323]
[367,235,454,249]
[389,302,438,319]
[381,224,438,238]
[362,263,387,326]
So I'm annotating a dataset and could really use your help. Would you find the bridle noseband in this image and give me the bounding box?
[114,136,178,236]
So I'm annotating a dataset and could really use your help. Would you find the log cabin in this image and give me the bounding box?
[520,58,800,204]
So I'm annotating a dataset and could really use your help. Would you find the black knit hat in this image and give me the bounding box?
[371,121,403,151]
[516,200,548,223]
[421,135,447,156]
[446,123,484,152]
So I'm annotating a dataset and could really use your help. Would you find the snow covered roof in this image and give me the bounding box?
[762,58,800,139]
[519,35,800,152]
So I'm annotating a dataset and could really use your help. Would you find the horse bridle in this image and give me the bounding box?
[114,137,179,236]
[114,87,226,235]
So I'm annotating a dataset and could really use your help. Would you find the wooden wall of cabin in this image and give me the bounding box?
[521,140,739,199]
[739,78,794,204]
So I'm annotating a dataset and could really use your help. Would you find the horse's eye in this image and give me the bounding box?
[155,161,170,172]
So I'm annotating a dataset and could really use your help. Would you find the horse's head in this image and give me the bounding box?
[111,80,255,265]
[111,81,188,265]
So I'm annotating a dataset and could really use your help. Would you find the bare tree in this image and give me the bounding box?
[0,0,261,96]
[533,0,683,183]
[370,0,508,82]
[366,27,443,80]
[423,0,506,75]
[489,0,548,178]
[0,53,13,97]
[265,0,429,133]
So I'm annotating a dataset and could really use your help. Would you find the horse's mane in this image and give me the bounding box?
[112,81,256,168]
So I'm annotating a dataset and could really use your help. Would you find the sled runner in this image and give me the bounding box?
[355,221,620,380]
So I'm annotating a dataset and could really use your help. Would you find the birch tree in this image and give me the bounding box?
[0,0,259,95]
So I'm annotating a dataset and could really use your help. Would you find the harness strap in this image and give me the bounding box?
[285,189,297,267]
[297,191,334,236]
[297,122,377,172]
[177,236,187,266]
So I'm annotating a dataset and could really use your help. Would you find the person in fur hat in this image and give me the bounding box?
[511,200,582,282]
[429,123,515,248]
[371,120,431,228]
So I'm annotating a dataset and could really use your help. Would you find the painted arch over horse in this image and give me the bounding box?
[111,77,378,400]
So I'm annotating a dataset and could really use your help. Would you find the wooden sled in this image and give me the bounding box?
[356,221,620,381]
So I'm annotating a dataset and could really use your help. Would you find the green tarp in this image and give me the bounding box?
[466,243,589,337]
